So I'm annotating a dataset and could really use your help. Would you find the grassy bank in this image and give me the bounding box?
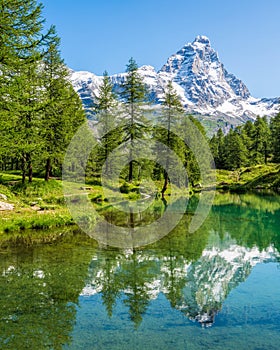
[0,165,279,240]
[0,173,74,234]
[216,164,280,192]
[0,172,188,236]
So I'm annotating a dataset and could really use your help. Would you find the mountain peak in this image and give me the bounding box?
[193,35,210,45]
[70,36,279,124]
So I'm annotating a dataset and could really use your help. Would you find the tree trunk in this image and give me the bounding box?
[161,171,168,198]
[128,136,133,182]
[45,158,51,181]
[129,103,134,183]
[161,110,172,197]
[129,160,133,182]
[27,153,32,183]
[21,155,26,184]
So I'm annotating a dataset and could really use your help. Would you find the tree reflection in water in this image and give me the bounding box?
[82,192,280,328]
[0,192,279,350]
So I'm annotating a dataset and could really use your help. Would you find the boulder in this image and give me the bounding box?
[0,201,14,211]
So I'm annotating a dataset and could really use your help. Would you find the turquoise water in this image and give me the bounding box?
[67,264,280,350]
[0,192,279,349]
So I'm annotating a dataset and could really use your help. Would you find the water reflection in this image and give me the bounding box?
[82,237,278,329]
[82,192,280,328]
[0,232,96,349]
[0,192,279,349]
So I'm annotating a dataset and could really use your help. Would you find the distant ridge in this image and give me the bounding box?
[70,36,279,128]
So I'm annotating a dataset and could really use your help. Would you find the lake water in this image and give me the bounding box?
[0,192,279,349]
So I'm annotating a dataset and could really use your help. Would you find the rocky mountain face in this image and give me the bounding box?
[69,35,279,126]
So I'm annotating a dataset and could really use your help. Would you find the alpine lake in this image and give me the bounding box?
[0,191,279,350]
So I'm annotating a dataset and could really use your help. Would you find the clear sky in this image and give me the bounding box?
[42,0,280,98]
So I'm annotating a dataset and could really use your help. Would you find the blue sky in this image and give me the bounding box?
[42,0,280,98]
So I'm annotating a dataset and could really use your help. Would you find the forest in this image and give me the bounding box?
[0,0,279,199]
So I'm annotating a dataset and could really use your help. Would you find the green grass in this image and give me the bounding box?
[0,209,74,233]
[0,173,75,235]
[1,164,278,239]
[216,164,280,192]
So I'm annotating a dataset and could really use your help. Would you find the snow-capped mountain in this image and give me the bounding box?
[70,35,279,125]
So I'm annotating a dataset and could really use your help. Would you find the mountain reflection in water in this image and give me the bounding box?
[0,192,279,349]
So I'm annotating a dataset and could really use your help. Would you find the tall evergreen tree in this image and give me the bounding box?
[251,116,271,164]
[241,120,255,166]
[223,129,248,170]
[157,81,185,196]
[0,0,53,183]
[94,71,121,176]
[121,58,149,182]
[270,113,280,163]
[210,128,225,169]
[11,57,43,183]
[181,115,207,187]
[41,30,85,180]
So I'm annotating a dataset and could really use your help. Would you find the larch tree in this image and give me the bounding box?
[270,113,280,163]
[121,58,149,182]
[41,30,86,180]
[0,0,53,183]
[157,81,185,196]
[94,71,121,176]
[251,116,271,164]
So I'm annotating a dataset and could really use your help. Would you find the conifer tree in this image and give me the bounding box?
[223,129,248,170]
[270,113,280,163]
[121,58,149,182]
[251,116,270,164]
[157,81,185,196]
[0,0,53,183]
[210,128,225,169]
[94,71,121,176]
[40,30,85,180]
[241,121,255,166]
[181,115,207,187]
[12,58,43,183]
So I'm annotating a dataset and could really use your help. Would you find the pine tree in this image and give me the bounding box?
[0,0,53,183]
[94,71,121,176]
[241,121,255,166]
[40,30,85,180]
[223,129,248,170]
[157,81,185,196]
[251,116,271,164]
[209,128,225,169]
[121,58,149,182]
[183,115,207,187]
[270,113,280,163]
[12,58,43,183]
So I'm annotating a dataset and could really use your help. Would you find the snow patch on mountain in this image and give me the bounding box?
[69,36,279,124]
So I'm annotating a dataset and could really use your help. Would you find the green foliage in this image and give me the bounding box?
[0,1,86,184]
[223,129,248,169]
[270,113,280,163]
[155,82,185,195]
[93,71,122,176]
[251,116,270,164]
[40,32,86,180]
[212,116,277,172]
[216,164,280,191]
[121,58,150,182]
[180,115,207,187]
[0,231,95,348]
